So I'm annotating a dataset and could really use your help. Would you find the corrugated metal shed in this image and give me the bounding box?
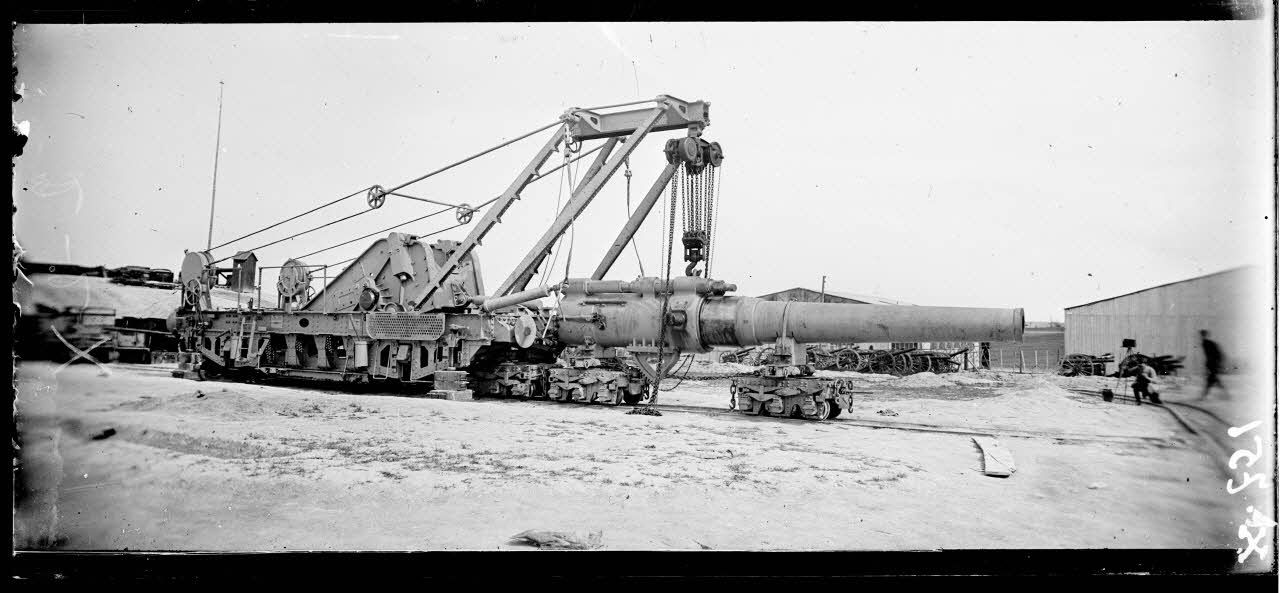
[1064,266,1263,375]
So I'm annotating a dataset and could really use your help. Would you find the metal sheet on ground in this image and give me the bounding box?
[972,436,1016,477]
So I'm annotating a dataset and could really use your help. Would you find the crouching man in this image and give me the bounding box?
[1131,361,1161,405]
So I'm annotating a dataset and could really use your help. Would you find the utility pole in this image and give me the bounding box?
[820,275,827,303]
[206,81,225,251]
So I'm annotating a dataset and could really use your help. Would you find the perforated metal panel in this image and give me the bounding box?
[367,312,446,340]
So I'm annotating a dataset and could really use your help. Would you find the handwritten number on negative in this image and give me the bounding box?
[1227,421,1262,439]
[1229,436,1263,470]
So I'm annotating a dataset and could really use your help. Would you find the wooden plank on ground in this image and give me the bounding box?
[972,436,1016,477]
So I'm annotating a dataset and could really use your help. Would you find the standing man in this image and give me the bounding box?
[1199,330,1230,399]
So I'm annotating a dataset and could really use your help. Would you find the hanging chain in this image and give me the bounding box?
[706,164,716,277]
[651,162,682,405]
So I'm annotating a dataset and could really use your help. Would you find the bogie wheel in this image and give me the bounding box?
[803,399,831,421]
[827,403,842,419]
[197,360,224,380]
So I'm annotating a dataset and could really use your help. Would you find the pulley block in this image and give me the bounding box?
[664,137,723,173]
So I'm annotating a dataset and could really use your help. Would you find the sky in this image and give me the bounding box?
[12,21,1275,322]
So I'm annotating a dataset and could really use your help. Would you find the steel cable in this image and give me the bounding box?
[295,205,454,261]
[623,158,646,277]
[278,143,605,267]
[209,119,561,258]
[575,98,658,112]
[321,143,603,273]
[382,120,564,195]
[211,207,377,265]
[561,151,580,282]
[324,219,471,271]
[539,152,571,287]
[207,185,373,253]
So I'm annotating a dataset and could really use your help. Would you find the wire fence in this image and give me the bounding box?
[985,348,1064,374]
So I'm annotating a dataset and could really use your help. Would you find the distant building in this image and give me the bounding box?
[228,251,258,292]
[754,287,914,306]
[1064,266,1265,376]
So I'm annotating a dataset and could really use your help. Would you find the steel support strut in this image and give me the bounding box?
[411,126,568,310]
[591,162,679,280]
[574,138,619,193]
[495,106,667,297]
[502,139,619,289]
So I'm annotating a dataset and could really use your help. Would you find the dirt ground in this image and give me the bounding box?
[11,360,1273,558]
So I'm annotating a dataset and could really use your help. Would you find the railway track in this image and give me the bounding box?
[468,396,1182,447]
[1155,400,1241,477]
[167,365,1184,447]
[639,401,1180,446]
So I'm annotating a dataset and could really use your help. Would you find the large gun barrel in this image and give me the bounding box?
[554,277,1023,351]
[698,298,1023,347]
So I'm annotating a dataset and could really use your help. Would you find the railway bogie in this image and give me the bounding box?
[731,375,854,421]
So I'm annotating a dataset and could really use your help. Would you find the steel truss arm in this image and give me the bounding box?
[566,95,709,141]
[409,126,568,310]
[591,162,679,280]
[575,138,619,193]
[487,138,617,293]
[494,106,667,297]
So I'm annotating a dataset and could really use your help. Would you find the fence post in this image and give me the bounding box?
[1034,350,1039,369]
[1019,351,1025,373]
[999,350,1004,368]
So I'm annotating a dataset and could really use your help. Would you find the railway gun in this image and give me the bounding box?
[171,95,1024,421]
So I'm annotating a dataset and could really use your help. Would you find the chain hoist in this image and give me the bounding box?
[648,134,725,404]
[669,140,721,278]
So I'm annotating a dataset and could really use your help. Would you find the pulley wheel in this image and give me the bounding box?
[707,141,724,167]
[183,279,202,307]
[455,203,476,224]
[679,137,703,165]
[367,185,387,209]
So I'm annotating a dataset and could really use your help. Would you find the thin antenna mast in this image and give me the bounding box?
[206,81,225,250]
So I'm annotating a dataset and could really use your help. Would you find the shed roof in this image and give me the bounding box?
[232,251,257,261]
[1064,266,1254,311]
[755,287,913,306]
